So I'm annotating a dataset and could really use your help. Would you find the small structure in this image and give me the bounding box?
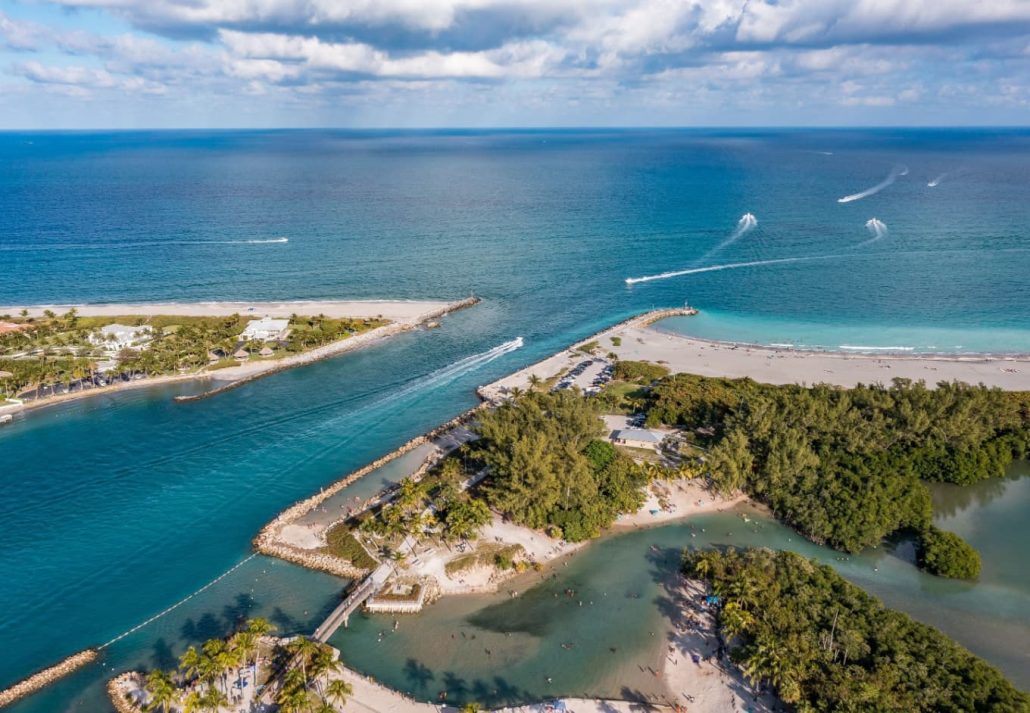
[240,316,289,342]
[612,428,664,450]
[259,346,274,357]
[207,350,220,363]
[234,348,250,360]
[89,324,152,351]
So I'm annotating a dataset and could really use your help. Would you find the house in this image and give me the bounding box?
[89,324,152,351]
[259,346,274,357]
[234,348,250,360]
[240,316,290,342]
[612,428,664,450]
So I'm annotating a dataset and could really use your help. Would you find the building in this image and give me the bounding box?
[240,316,290,342]
[612,428,664,450]
[89,324,152,351]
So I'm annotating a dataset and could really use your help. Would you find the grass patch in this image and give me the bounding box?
[373,582,423,603]
[323,524,378,570]
[444,543,524,576]
[595,381,649,414]
[206,358,241,371]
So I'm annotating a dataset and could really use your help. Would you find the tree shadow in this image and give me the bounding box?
[149,637,178,671]
[179,612,224,644]
[403,658,435,694]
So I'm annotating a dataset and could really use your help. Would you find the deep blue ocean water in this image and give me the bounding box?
[1,129,1028,710]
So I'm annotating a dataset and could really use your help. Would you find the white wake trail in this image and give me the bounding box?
[694,212,758,264]
[858,218,888,247]
[927,173,949,188]
[625,255,839,284]
[837,165,907,203]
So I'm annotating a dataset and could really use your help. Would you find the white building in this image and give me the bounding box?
[240,316,290,342]
[612,428,665,450]
[89,324,153,351]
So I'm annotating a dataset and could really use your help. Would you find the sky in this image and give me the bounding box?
[0,0,1029,129]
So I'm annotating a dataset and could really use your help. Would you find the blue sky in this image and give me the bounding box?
[1,0,1029,128]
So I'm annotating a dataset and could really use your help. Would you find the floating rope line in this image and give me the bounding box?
[99,553,258,649]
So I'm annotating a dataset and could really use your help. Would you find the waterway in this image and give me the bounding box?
[2,129,1029,711]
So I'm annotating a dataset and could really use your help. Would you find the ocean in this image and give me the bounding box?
[0,129,1028,710]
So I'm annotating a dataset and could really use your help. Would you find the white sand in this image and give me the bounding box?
[1,300,453,323]
[660,579,780,712]
[610,326,1030,390]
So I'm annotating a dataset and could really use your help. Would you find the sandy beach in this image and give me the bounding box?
[611,325,1030,390]
[481,309,1030,397]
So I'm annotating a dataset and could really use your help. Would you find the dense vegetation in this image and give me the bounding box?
[645,373,1029,557]
[0,309,386,398]
[684,548,1028,712]
[917,525,983,580]
[473,390,648,541]
[137,618,353,713]
[358,457,493,549]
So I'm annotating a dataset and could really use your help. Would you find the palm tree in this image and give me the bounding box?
[461,704,483,713]
[179,645,202,683]
[527,374,542,391]
[325,679,352,709]
[144,669,178,713]
[311,645,342,700]
[180,690,203,713]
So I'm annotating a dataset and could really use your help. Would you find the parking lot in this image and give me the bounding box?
[552,358,613,395]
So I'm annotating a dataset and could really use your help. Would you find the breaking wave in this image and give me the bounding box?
[837,165,907,203]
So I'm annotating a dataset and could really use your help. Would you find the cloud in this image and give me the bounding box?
[2,0,1029,125]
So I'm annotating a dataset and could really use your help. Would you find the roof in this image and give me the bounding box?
[242,316,289,333]
[99,323,150,337]
[259,347,274,355]
[614,428,663,443]
[234,349,249,358]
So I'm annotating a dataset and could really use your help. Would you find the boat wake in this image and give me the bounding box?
[927,172,950,188]
[697,212,758,263]
[856,218,888,247]
[837,165,907,203]
[625,255,839,284]
[0,237,289,251]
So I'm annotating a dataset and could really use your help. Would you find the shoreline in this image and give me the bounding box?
[2,297,479,415]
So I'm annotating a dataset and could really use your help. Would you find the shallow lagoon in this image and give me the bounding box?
[334,467,1030,706]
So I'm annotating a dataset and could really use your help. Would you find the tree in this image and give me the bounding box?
[326,679,353,708]
[143,669,178,713]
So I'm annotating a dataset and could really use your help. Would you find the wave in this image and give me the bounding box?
[837,165,907,203]
[625,255,839,284]
[839,345,915,352]
[240,237,288,244]
[694,212,758,264]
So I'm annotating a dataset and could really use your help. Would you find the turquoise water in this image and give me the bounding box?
[1,129,1029,710]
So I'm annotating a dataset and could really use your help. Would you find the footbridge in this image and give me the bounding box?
[312,563,392,642]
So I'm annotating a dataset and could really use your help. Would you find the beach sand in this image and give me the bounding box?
[611,325,1030,390]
